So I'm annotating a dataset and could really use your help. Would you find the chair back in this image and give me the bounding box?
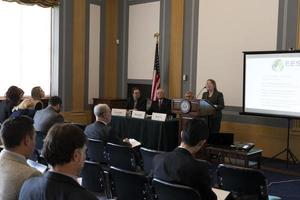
[86,138,107,164]
[140,147,164,175]
[106,142,137,171]
[217,164,269,200]
[35,131,46,150]
[81,160,105,193]
[109,166,153,200]
[152,178,201,200]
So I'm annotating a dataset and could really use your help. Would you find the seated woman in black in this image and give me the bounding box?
[0,86,24,124]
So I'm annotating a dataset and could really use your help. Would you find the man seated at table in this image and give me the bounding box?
[184,90,195,100]
[126,87,147,111]
[84,103,133,146]
[148,88,172,115]
[19,124,98,200]
[0,116,41,200]
[153,119,217,200]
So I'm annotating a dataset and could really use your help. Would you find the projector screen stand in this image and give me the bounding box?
[271,118,298,167]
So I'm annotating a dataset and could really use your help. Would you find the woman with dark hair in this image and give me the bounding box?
[202,79,225,133]
[0,86,24,123]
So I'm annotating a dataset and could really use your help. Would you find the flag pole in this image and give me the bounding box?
[154,32,160,44]
[151,32,161,101]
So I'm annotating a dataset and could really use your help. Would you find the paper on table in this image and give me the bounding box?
[129,138,141,147]
[212,188,230,200]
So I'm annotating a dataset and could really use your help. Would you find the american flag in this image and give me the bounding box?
[151,41,160,101]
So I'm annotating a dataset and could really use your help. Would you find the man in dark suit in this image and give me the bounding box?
[153,119,217,200]
[126,87,147,111]
[33,96,64,134]
[19,124,98,200]
[84,103,130,146]
[148,88,172,115]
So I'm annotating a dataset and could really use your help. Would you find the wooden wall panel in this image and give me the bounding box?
[72,0,86,111]
[103,0,118,97]
[62,111,92,124]
[221,121,300,159]
[168,0,184,98]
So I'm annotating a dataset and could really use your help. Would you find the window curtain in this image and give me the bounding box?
[3,0,59,7]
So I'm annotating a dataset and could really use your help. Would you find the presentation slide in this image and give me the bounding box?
[244,52,300,118]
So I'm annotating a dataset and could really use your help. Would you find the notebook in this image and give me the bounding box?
[27,159,48,173]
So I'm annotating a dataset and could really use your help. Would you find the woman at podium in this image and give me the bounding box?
[202,79,224,133]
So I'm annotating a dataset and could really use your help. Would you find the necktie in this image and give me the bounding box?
[159,99,162,109]
[134,100,137,109]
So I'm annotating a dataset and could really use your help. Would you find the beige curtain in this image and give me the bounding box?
[3,0,59,7]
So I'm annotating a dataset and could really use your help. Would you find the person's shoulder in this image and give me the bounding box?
[165,98,171,102]
[216,91,223,95]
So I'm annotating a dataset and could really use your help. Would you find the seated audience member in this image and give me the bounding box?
[0,86,24,124]
[126,87,147,111]
[184,91,195,100]
[34,96,64,134]
[84,104,131,146]
[148,88,172,115]
[153,119,217,200]
[11,99,36,119]
[19,124,98,200]
[0,116,41,200]
[30,86,45,110]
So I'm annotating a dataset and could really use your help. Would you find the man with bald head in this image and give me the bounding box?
[84,104,129,145]
[148,88,172,115]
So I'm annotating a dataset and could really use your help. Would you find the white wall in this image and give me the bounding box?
[197,0,279,106]
[88,4,101,104]
[128,1,160,80]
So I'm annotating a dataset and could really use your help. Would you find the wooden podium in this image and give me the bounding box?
[171,99,216,143]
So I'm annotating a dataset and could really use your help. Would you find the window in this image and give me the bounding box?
[0,1,51,96]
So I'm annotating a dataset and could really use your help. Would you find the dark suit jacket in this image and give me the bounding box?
[126,96,147,111]
[202,91,224,111]
[33,106,64,134]
[153,148,217,200]
[84,121,128,146]
[148,98,172,115]
[19,171,98,200]
[0,101,12,124]
[202,91,224,133]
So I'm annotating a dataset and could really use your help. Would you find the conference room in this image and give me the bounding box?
[0,0,300,199]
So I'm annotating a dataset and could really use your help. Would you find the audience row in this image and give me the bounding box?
[0,102,216,199]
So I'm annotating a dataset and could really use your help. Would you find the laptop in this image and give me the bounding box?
[207,133,234,147]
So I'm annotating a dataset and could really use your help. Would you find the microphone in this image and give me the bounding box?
[196,86,206,99]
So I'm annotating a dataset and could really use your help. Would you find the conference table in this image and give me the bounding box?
[111,116,179,151]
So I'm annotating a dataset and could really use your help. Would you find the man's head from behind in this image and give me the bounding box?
[181,119,209,154]
[49,96,62,113]
[0,116,36,158]
[94,104,111,124]
[42,124,87,176]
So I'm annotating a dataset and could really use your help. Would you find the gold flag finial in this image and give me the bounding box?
[154,32,160,43]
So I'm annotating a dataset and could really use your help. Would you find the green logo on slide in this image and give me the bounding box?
[272,59,284,72]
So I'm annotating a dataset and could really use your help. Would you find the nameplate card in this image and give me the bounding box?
[131,110,146,119]
[111,108,127,117]
[151,112,167,121]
